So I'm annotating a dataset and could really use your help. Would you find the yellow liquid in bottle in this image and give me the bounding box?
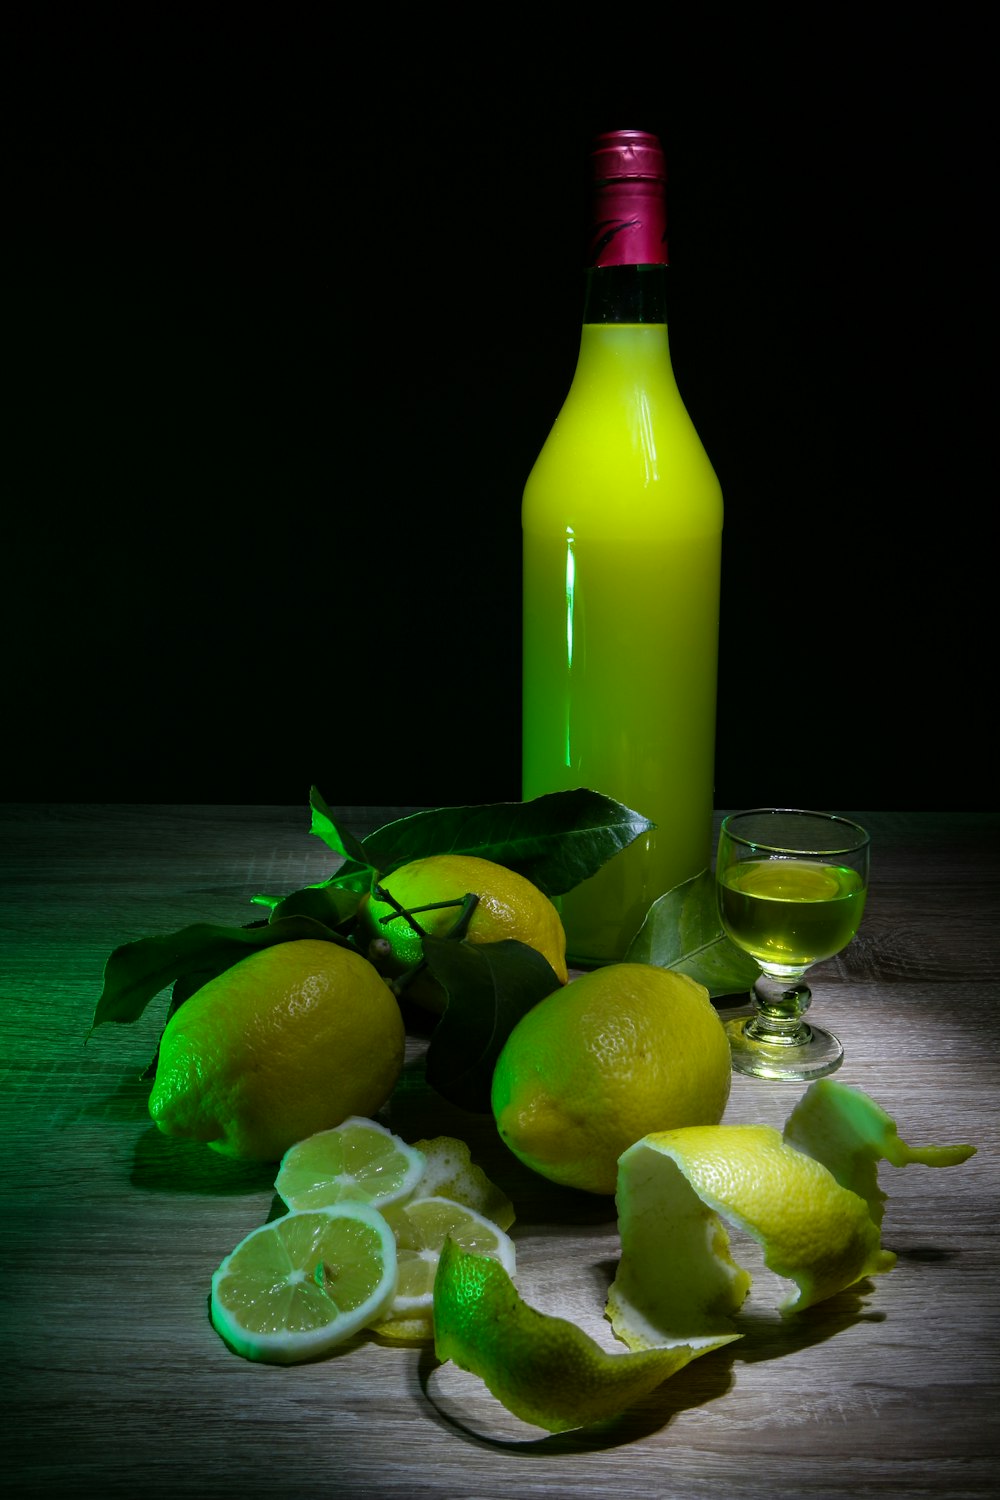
[522,323,723,965]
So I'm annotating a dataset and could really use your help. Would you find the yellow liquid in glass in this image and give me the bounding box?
[522,323,723,964]
[718,859,868,970]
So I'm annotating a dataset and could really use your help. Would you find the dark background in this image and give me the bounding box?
[6,12,993,812]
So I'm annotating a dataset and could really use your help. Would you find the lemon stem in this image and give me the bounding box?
[444,892,480,941]
[379,892,480,998]
[373,888,479,940]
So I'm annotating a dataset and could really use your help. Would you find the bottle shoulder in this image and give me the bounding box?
[523,428,722,537]
[523,325,722,536]
[553,324,690,415]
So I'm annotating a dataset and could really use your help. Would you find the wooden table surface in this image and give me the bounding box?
[3,805,998,1499]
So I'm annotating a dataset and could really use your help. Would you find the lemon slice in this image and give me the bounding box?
[210,1202,397,1364]
[274,1115,426,1211]
[433,1239,738,1432]
[408,1136,516,1229]
[369,1195,517,1343]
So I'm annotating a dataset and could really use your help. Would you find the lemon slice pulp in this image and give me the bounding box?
[370,1195,517,1343]
[274,1115,426,1211]
[210,1202,397,1364]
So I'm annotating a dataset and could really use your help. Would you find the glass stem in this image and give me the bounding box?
[746,972,813,1046]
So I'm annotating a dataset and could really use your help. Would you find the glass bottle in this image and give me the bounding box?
[521,129,723,966]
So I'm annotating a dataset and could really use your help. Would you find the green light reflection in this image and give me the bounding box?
[563,529,575,769]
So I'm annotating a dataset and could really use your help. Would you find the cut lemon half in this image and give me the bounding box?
[274,1115,426,1212]
[409,1136,516,1230]
[369,1195,517,1343]
[210,1202,397,1364]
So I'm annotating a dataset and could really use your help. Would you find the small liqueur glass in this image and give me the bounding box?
[715,808,870,1081]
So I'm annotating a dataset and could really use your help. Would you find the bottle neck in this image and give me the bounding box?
[583,130,670,327]
[582,263,668,325]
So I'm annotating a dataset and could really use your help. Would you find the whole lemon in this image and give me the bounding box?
[490,963,731,1195]
[148,939,405,1161]
[358,854,568,1009]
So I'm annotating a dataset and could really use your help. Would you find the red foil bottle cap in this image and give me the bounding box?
[588,129,669,268]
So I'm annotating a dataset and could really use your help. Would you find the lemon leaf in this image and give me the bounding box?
[433,1238,736,1433]
[266,884,365,929]
[89,915,352,1033]
[626,869,761,999]
[353,789,655,897]
[308,786,373,866]
[250,788,655,918]
[250,789,378,909]
[422,937,561,1113]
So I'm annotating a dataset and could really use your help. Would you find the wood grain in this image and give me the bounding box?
[2,806,998,1498]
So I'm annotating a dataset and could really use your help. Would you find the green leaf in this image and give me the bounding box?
[250,790,376,909]
[359,789,654,897]
[625,870,761,999]
[268,884,364,929]
[138,967,220,1080]
[250,788,653,915]
[89,915,351,1033]
[422,937,561,1114]
[308,786,373,867]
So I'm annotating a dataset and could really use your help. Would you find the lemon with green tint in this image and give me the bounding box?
[358,853,568,1010]
[370,1195,517,1343]
[275,1116,426,1212]
[148,939,405,1161]
[210,1202,397,1364]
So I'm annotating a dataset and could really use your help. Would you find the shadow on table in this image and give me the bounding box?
[414,1277,886,1453]
[129,1122,276,1195]
[416,1339,734,1453]
[727,1279,887,1365]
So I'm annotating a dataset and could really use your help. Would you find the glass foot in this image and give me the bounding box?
[724,1016,844,1081]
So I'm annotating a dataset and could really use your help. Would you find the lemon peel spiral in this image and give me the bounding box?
[433,1081,975,1432]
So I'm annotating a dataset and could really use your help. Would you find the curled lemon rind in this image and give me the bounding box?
[609,1123,895,1350]
[782,1079,977,1228]
[434,1083,976,1433]
[433,1238,738,1434]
